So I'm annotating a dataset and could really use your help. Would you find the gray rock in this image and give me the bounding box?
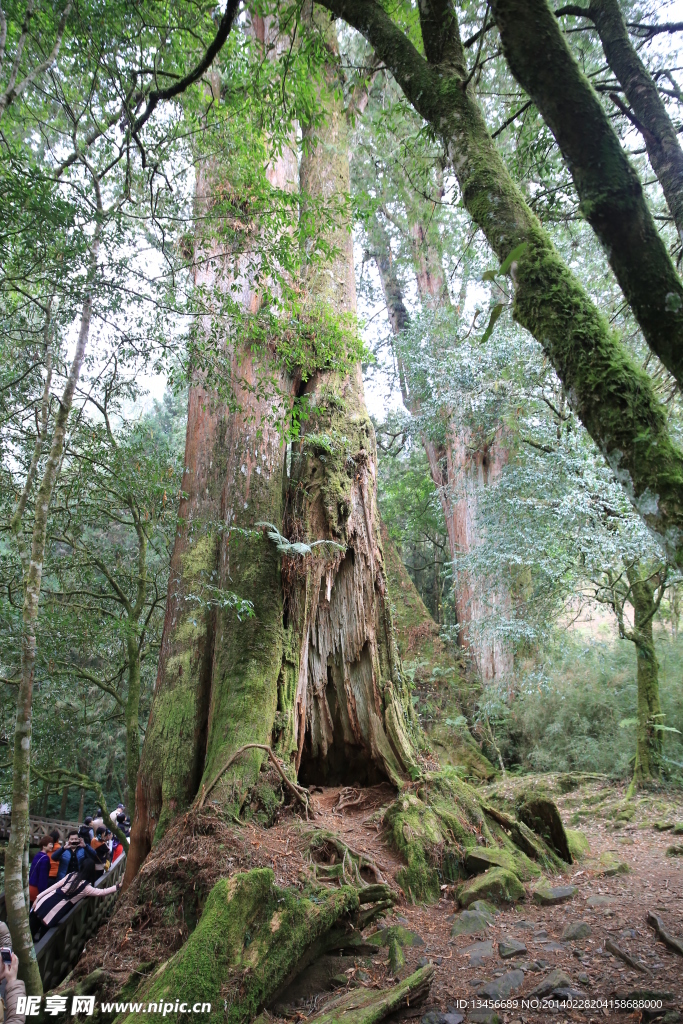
[478,970,525,999]
[586,894,614,907]
[451,910,493,937]
[533,929,548,939]
[422,1013,464,1024]
[498,937,527,959]
[563,921,591,940]
[463,940,493,966]
[532,882,578,905]
[578,973,590,985]
[541,941,567,952]
[468,1012,501,1024]
[528,968,574,997]
[514,919,535,930]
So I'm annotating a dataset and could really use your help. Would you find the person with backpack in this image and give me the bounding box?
[50,830,97,880]
[30,860,120,940]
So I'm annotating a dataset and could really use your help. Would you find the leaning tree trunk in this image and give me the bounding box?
[628,569,663,787]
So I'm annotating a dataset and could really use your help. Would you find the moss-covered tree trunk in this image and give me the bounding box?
[126,11,418,883]
[491,0,683,388]
[125,46,299,880]
[587,0,683,246]
[279,6,417,788]
[627,568,663,786]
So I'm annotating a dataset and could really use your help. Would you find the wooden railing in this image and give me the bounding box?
[0,815,82,846]
[0,855,126,991]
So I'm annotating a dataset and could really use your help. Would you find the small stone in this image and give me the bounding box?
[562,920,591,940]
[514,919,535,930]
[533,929,548,939]
[498,937,527,959]
[528,968,574,997]
[463,939,493,966]
[477,969,525,999]
[532,878,577,905]
[665,844,683,857]
[578,972,590,985]
[586,894,615,907]
[673,824,683,836]
[450,910,493,937]
[443,1015,463,1024]
[468,1012,500,1024]
[540,941,567,952]
[417,957,429,968]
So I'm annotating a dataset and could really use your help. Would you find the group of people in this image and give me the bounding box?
[26,805,128,940]
[0,806,129,1024]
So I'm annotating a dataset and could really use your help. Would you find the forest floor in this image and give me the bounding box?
[259,777,683,1024]
[80,775,683,1024]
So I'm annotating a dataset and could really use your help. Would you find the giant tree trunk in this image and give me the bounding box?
[125,44,299,878]
[126,10,417,884]
[286,23,417,785]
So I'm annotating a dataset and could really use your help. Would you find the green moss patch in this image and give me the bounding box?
[116,869,362,1024]
[458,867,525,907]
[566,829,590,861]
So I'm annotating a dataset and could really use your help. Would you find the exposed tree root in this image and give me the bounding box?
[198,744,313,818]
[113,869,394,1023]
[303,828,387,886]
[648,911,683,956]
[291,964,435,1024]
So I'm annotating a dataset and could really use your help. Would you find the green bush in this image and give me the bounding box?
[490,633,683,781]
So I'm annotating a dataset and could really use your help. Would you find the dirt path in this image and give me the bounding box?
[262,781,683,1024]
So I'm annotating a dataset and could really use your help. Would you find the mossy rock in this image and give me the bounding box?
[598,851,630,876]
[516,795,572,863]
[666,844,683,857]
[566,829,590,861]
[115,869,362,1023]
[458,867,525,907]
[450,908,495,937]
[465,845,540,882]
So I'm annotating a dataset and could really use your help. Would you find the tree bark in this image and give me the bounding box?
[491,0,683,388]
[6,223,100,993]
[627,567,663,785]
[125,51,298,879]
[282,5,417,787]
[569,0,683,246]
[315,0,683,568]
